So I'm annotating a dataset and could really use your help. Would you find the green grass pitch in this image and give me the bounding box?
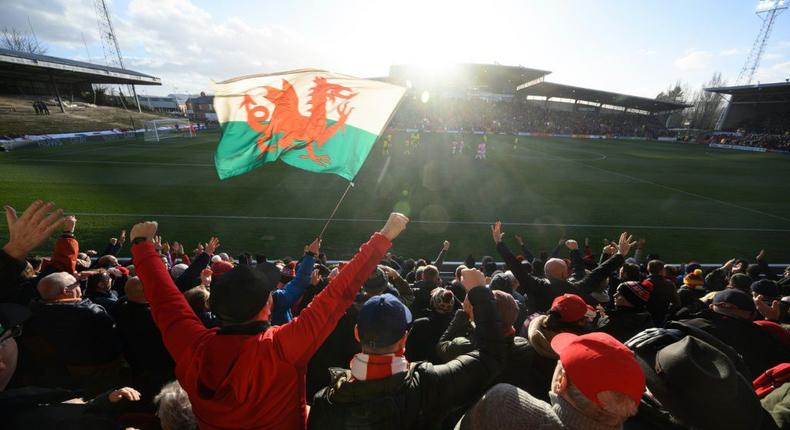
[2,131,790,264]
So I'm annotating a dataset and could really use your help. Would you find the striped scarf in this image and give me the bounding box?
[350,353,409,381]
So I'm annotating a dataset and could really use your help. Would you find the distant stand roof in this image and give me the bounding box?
[0,48,161,85]
[706,81,790,102]
[518,80,689,113]
[389,63,551,95]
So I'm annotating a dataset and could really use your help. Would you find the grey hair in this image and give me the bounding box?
[553,363,638,424]
[154,381,197,430]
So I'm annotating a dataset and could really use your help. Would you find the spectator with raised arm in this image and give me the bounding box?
[2,201,64,302]
[130,213,408,429]
[493,221,632,313]
[308,268,505,429]
[270,238,319,325]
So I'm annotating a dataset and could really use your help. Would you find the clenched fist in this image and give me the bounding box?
[460,268,486,291]
[130,221,158,242]
[380,213,409,241]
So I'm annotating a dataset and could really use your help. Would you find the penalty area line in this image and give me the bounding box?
[69,212,790,232]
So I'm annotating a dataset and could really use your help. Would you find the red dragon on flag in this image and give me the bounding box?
[240,77,358,167]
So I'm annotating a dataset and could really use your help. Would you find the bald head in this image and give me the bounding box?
[124,276,147,304]
[544,258,569,281]
[38,272,80,301]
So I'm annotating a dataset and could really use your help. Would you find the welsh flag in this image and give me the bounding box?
[212,69,405,181]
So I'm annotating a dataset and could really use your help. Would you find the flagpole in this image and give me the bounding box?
[319,181,355,238]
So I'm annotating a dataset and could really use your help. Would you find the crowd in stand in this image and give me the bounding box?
[710,132,790,151]
[389,96,669,138]
[1,200,789,429]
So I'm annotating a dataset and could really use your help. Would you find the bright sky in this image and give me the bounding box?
[2,0,790,97]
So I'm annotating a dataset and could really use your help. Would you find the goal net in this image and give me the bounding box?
[144,119,195,142]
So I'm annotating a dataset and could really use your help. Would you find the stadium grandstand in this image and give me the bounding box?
[700,81,790,151]
[388,63,688,138]
[708,80,790,133]
[0,47,160,113]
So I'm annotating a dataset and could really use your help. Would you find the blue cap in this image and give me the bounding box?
[357,293,412,348]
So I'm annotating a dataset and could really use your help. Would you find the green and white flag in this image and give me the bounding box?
[212,69,405,181]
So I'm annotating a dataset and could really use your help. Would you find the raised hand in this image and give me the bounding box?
[310,269,322,286]
[109,237,118,246]
[205,237,220,255]
[119,230,126,245]
[130,222,158,243]
[152,235,163,252]
[460,268,486,291]
[616,232,637,256]
[3,201,65,260]
[108,387,141,403]
[756,249,766,261]
[558,238,566,246]
[380,213,409,241]
[722,258,736,271]
[443,240,450,251]
[565,239,579,250]
[63,215,77,233]
[380,264,399,279]
[491,221,504,244]
[514,234,524,246]
[200,268,212,286]
[755,295,781,322]
[306,237,321,255]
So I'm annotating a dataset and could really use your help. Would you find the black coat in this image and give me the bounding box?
[682,311,789,377]
[597,307,655,343]
[404,310,454,363]
[26,298,120,366]
[644,275,680,326]
[306,305,361,400]
[308,287,505,430]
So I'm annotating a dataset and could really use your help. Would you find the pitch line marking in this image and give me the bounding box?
[10,159,214,167]
[527,142,790,224]
[68,212,790,232]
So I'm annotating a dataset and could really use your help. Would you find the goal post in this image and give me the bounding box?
[144,118,195,142]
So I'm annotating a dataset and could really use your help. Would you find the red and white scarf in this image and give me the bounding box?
[350,353,409,381]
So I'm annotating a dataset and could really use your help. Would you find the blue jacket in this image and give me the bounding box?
[271,254,315,325]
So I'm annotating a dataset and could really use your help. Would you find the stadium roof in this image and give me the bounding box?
[389,63,551,94]
[706,81,790,101]
[0,48,161,85]
[518,80,689,113]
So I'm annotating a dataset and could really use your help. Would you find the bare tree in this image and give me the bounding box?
[687,72,726,130]
[1,27,47,54]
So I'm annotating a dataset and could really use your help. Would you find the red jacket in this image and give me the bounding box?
[133,233,391,430]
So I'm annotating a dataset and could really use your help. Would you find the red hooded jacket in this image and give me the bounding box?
[133,233,391,430]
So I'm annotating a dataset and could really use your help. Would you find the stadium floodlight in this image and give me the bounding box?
[144,118,195,142]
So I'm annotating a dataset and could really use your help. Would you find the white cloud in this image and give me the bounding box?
[754,60,790,83]
[720,48,747,56]
[674,50,714,70]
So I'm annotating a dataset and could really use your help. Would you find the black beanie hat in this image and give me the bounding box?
[210,265,275,325]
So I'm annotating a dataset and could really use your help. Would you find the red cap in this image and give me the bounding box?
[551,332,645,406]
[210,260,234,278]
[550,294,589,323]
